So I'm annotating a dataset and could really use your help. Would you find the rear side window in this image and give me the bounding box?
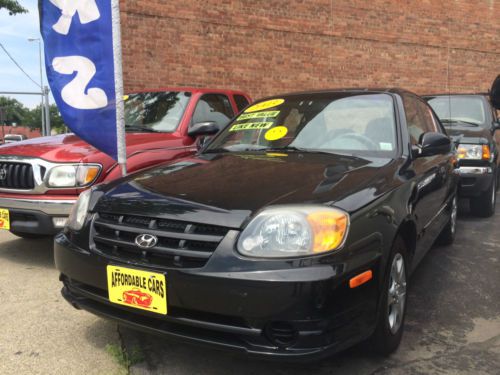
[192,94,234,128]
[417,100,440,133]
[234,95,250,112]
[403,94,432,145]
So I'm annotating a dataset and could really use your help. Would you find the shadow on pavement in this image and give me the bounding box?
[0,235,55,269]
[119,326,383,375]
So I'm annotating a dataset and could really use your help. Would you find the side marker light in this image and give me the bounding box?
[349,270,373,289]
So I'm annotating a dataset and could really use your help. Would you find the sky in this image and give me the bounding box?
[0,0,53,109]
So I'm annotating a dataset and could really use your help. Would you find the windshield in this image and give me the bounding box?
[427,96,486,126]
[124,91,191,132]
[206,93,397,156]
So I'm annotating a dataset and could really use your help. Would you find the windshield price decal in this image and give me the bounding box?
[230,122,274,131]
[244,99,285,113]
[237,111,280,121]
[265,126,288,141]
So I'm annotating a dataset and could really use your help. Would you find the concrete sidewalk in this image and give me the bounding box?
[0,232,124,375]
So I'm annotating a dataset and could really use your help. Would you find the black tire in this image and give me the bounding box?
[370,236,408,356]
[10,231,49,239]
[436,195,458,246]
[470,176,496,217]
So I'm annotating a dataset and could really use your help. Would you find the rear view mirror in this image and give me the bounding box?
[491,75,500,110]
[414,132,451,157]
[188,121,219,137]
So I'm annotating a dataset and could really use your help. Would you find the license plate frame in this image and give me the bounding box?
[106,265,167,315]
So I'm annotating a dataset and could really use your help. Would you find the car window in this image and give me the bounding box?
[427,96,486,126]
[192,94,234,128]
[206,93,397,157]
[403,94,430,145]
[234,95,250,112]
[417,100,440,133]
[124,91,191,133]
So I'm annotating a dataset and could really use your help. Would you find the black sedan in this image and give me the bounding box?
[55,89,458,360]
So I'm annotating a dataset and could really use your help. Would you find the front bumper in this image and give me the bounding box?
[454,166,494,197]
[0,197,75,235]
[55,232,380,360]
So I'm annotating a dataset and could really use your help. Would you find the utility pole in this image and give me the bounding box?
[28,38,46,135]
[44,86,51,135]
[0,107,5,141]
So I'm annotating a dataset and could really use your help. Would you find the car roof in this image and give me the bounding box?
[422,93,489,98]
[129,87,249,96]
[253,88,414,101]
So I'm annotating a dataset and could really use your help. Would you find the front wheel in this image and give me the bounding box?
[370,237,408,356]
[470,176,496,217]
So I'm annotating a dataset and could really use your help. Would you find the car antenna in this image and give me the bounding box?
[447,44,452,130]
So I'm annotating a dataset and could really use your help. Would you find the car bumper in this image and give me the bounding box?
[0,197,76,235]
[455,166,494,197]
[55,232,380,360]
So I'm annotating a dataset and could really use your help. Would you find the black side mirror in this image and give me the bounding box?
[195,135,212,151]
[490,75,500,110]
[188,121,219,137]
[413,132,451,158]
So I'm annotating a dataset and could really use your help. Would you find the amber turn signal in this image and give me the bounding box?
[349,270,373,289]
[482,145,491,160]
[307,211,349,253]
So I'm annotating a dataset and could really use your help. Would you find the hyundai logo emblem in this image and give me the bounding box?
[0,168,6,181]
[135,234,158,249]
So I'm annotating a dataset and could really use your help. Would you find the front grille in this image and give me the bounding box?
[91,213,231,268]
[0,162,37,189]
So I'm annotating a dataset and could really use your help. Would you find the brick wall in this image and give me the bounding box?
[121,0,500,100]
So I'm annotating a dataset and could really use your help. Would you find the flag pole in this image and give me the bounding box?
[111,0,127,176]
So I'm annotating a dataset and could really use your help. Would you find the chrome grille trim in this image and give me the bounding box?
[90,213,230,269]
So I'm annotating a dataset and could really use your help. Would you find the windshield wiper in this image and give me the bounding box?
[202,148,231,154]
[440,119,480,127]
[125,125,161,133]
[265,146,351,156]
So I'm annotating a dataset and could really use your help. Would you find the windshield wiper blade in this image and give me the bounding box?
[202,148,231,154]
[441,119,480,127]
[125,125,161,133]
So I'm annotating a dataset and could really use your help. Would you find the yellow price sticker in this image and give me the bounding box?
[245,99,285,113]
[265,126,288,141]
[0,209,10,230]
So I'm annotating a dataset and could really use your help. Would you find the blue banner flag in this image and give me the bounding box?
[39,0,120,160]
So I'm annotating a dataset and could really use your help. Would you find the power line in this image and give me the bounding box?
[0,42,41,90]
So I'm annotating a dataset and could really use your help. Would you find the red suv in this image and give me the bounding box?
[0,87,250,238]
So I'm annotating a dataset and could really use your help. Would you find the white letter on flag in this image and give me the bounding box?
[50,0,101,35]
[52,56,108,110]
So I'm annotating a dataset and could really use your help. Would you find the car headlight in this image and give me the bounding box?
[67,189,92,231]
[237,206,349,258]
[457,144,491,160]
[47,164,101,188]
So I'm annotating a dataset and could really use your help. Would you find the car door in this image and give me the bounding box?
[403,94,452,264]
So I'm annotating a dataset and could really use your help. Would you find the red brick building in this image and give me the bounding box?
[121,0,499,100]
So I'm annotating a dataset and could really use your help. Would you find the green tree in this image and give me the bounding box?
[0,96,29,125]
[0,0,27,15]
[25,104,68,133]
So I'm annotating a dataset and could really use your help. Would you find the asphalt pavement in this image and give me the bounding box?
[0,198,498,375]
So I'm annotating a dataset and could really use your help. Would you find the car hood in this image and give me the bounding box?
[96,152,397,228]
[444,124,491,144]
[0,132,186,163]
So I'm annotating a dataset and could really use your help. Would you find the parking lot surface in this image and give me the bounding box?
[1,199,499,375]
